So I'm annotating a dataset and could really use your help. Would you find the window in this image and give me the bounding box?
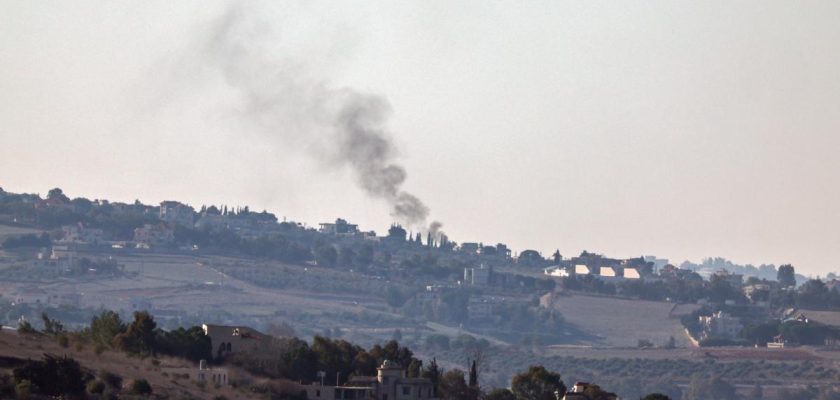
[402,386,411,395]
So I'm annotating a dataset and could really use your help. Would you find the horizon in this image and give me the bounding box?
[0,183,809,275]
[2,1,839,275]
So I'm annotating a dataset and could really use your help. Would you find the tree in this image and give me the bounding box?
[47,188,70,203]
[778,264,796,287]
[128,378,152,395]
[113,311,157,355]
[385,286,407,308]
[314,244,338,267]
[12,354,87,397]
[422,358,442,397]
[41,313,64,336]
[17,319,36,334]
[485,388,516,400]
[511,365,566,400]
[90,310,125,347]
[438,369,479,400]
[468,360,477,388]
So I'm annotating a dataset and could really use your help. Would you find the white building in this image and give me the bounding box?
[699,311,743,340]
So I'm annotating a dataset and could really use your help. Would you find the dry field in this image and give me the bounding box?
[0,329,265,399]
[544,292,700,347]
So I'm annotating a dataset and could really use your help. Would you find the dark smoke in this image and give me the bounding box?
[188,6,432,227]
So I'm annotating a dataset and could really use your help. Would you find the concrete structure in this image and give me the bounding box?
[301,360,436,400]
[698,311,744,340]
[202,324,265,358]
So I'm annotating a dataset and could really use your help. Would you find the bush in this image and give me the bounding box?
[128,378,152,395]
[99,371,123,389]
[57,335,69,348]
[87,380,106,394]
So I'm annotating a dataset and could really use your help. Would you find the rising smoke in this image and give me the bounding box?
[183,6,436,229]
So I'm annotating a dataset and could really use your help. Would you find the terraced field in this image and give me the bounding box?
[544,292,700,347]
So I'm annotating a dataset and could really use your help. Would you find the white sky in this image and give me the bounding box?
[1,1,839,275]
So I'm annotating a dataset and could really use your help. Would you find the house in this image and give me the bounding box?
[464,264,492,286]
[698,311,743,340]
[59,223,105,245]
[713,269,744,287]
[743,284,771,304]
[202,324,265,358]
[319,218,359,235]
[159,201,195,228]
[133,224,175,247]
[162,359,228,386]
[300,360,436,400]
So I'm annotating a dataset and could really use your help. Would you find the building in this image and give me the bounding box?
[460,243,480,255]
[544,265,571,278]
[463,264,492,286]
[133,224,175,247]
[159,201,195,228]
[743,283,771,303]
[300,360,437,400]
[202,324,265,358]
[58,224,105,245]
[162,360,228,387]
[698,311,744,340]
[713,269,744,287]
[319,218,359,235]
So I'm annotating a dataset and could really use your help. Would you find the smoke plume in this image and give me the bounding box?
[182,6,432,227]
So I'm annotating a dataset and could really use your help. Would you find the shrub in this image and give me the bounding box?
[99,371,123,390]
[128,378,152,395]
[86,380,105,394]
[57,335,69,348]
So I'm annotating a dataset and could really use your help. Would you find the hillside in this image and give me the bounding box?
[0,329,273,399]
[543,292,699,347]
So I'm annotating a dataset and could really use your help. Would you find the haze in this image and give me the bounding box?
[1,1,839,275]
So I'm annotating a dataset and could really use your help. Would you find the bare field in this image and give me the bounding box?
[544,292,700,347]
[0,330,260,400]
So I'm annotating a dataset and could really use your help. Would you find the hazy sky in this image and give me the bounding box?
[2,1,839,275]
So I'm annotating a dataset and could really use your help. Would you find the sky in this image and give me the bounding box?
[1,1,839,275]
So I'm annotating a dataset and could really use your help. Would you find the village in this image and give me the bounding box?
[4,187,840,398]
